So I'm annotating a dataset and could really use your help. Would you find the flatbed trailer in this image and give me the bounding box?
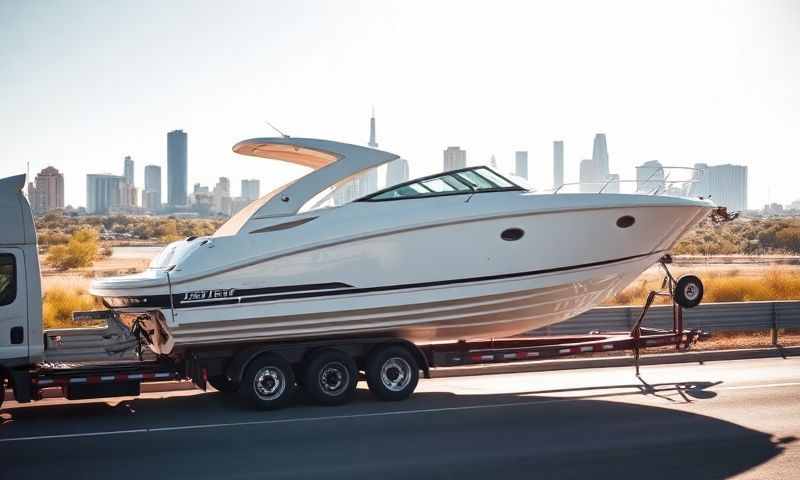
[5,284,703,410]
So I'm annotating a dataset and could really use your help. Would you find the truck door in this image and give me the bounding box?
[0,248,28,362]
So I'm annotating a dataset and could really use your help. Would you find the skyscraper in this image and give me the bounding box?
[579,159,598,193]
[514,151,528,180]
[213,177,231,214]
[123,156,134,186]
[443,147,466,171]
[167,129,188,207]
[636,160,666,192]
[690,163,748,211]
[368,108,378,148]
[592,133,609,178]
[86,174,124,214]
[143,165,162,210]
[553,141,564,189]
[29,166,64,214]
[489,155,498,169]
[386,159,410,186]
[241,179,261,201]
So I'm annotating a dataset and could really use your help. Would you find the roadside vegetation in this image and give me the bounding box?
[607,268,800,306]
[46,228,103,271]
[42,278,103,329]
[673,217,800,255]
[36,212,224,245]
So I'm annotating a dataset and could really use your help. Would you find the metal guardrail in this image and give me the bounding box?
[531,301,800,335]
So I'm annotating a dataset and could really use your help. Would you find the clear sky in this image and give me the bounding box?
[2,0,799,209]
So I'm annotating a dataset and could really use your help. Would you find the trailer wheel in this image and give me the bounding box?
[365,345,419,401]
[303,349,358,406]
[239,354,295,410]
[675,275,704,309]
[208,375,239,394]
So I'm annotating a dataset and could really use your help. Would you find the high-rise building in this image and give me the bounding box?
[579,159,598,193]
[636,160,665,192]
[167,130,188,207]
[241,179,261,201]
[386,159,410,187]
[356,169,379,198]
[213,177,231,214]
[28,166,65,214]
[86,174,124,214]
[368,108,378,148]
[123,156,135,186]
[690,163,748,211]
[489,155,498,169]
[143,165,162,210]
[553,141,564,190]
[605,173,620,193]
[514,151,529,180]
[443,147,466,171]
[592,133,609,178]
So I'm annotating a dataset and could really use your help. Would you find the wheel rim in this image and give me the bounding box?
[380,357,412,392]
[684,283,699,301]
[318,361,350,396]
[253,366,286,401]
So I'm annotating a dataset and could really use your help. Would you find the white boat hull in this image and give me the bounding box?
[94,198,710,354]
[161,251,661,352]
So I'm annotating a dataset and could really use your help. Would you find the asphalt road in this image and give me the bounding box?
[2,357,799,479]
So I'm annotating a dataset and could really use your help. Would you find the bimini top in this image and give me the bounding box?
[232,137,399,218]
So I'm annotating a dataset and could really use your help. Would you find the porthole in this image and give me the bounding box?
[616,216,635,228]
[501,228,525,241]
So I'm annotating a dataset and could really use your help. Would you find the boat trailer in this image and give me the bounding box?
[425,256,707,375]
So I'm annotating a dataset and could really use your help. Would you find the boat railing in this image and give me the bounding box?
[551,166,703,195]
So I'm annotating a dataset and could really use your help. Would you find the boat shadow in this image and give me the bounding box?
[0,379,793,480]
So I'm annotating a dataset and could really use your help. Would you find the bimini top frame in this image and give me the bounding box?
[232,137,399,218]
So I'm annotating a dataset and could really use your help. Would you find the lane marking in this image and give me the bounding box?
[2,381,799,443]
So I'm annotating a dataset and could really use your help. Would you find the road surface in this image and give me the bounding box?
[2,357,798,479]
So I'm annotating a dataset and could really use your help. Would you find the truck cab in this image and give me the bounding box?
[0,174,43,371]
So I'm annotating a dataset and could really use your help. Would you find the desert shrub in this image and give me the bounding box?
[46,228,99,270]
[607,268,800,306]
[42,284,103,329]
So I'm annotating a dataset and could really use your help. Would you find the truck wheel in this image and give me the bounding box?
[675,275,704,309]
[303,349,358,406]
[239,354,295,410]
[208,375,239,393]
[365,345,419,401]
[0,373,4,410]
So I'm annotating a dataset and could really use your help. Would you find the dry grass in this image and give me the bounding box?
[606,268,800,306]
[42,281,103,329]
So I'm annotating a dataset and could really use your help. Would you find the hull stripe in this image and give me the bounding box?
[103,251,661,310]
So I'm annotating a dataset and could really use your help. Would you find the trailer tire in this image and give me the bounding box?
[239,354,295,410]
[208,375,239,394]
[365,345,419,401]
[675,275,704,309]
[303,349,358,406]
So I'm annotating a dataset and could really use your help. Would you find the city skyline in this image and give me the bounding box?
[3,2,798,209]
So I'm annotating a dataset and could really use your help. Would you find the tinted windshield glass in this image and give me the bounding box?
[360,166,521,201]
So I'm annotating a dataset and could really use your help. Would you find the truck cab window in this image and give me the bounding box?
[0,254,16,306]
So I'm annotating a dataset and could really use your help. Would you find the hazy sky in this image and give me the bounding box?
[2,0,799,209]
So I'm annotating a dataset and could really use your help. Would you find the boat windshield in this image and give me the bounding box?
[358,166,523,201]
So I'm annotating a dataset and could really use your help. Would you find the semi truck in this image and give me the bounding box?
[0,174,703,411]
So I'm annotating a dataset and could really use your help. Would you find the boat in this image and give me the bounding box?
[89,137,714,355]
